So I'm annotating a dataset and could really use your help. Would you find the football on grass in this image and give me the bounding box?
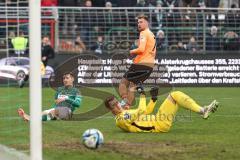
[82,129,104,149]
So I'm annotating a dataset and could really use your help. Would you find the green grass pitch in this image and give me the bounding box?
[0,87,240,160]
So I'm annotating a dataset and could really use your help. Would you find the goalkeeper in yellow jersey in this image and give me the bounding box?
[105,87,219,133]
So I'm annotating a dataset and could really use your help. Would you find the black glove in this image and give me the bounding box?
[150,86,159,102]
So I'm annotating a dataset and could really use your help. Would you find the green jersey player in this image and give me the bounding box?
[18,72,81,121]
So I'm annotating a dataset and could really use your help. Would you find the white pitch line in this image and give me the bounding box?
[0,144,29,160]
[0,117,20,120]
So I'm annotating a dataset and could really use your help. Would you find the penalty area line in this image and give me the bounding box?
[0,144,29,160]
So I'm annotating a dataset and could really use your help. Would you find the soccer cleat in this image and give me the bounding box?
[119,97,131,110]
[119,99,130,110]
[150,86,159,102]
[120,99,127,107]
[202,100,219,119]
[18,79,25,88]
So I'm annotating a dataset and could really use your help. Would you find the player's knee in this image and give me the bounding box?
[49,109,58,118]
[128,82,136,90]
[170,91,183,100]
[120,78,129,86]
[129,81,135,87]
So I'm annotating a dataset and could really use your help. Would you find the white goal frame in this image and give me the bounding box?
[29,1,42,160]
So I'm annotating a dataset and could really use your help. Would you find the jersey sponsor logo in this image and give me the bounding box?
[123,113,131,120]
[58,94,69,99]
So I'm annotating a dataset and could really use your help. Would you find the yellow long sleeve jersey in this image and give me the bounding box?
[115,95,164,133]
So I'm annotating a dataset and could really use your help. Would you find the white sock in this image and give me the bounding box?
[200,107,205,114]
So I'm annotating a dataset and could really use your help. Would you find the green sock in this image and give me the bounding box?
[42,114,52,121]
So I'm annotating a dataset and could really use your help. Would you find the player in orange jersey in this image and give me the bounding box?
[119,14,157,109]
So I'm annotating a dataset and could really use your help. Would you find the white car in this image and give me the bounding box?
[0,57,54,81]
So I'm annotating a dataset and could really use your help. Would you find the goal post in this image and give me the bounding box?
[29,0,42,160]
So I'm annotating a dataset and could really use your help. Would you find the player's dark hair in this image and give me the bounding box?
[42,35,49,39]
[19,30,25,36]
[137,14,149,22]
[63,72,74,78]
[105,96,116,109]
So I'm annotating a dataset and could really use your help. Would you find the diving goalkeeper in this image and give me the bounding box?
[18,72,81,121]
[105,87,219,133]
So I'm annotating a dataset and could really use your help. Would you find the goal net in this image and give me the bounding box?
[0,1,54,159]
[0,1,30,159]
